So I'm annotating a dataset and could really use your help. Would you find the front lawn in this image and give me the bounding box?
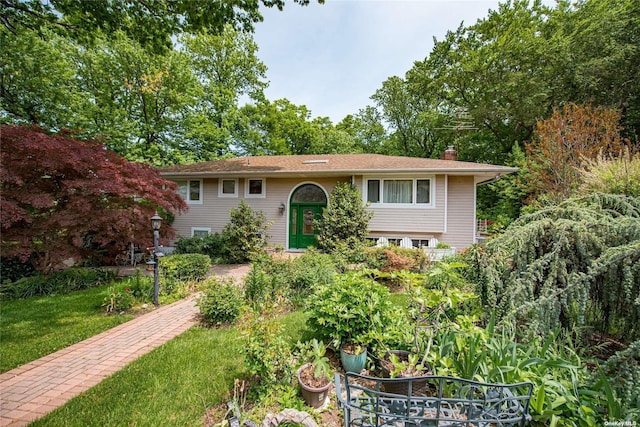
[0,286,134,373]
[31,311,312,427]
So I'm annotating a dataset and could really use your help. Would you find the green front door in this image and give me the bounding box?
[288,184,327,250]
[289,203,323,249]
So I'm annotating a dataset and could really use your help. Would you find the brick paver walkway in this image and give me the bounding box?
[0,264,251,427]
[0,295,199,427]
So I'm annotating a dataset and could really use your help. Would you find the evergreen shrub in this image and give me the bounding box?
[223,201,272,264]
[467,193,640,342]
[316,182,373,255]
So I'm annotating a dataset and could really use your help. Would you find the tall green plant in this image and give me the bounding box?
[411,261,479,365]
[579,147,640,197]
[316,182,373,254]
[223,201,272,264]
[306,272,394,349]
[239,309,293,397]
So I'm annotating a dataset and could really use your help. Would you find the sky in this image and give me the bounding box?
[252,0,504,124]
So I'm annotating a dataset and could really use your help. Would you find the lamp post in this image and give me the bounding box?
[151,211,162,307]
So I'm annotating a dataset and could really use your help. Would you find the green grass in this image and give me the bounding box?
[0,285,133,373]
[31,312,313,427]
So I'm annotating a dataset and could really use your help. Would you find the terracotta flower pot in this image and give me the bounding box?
[297,363,331,408]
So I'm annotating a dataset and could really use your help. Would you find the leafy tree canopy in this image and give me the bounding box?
[0,25,268,164]
[236,99,358,156]
[0,125,187,273]
[369,0,639,169]
[0,0,321,51]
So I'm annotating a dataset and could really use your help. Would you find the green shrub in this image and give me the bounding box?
[1,267,117,300]
[174,232,228,261]
[289,250,336,301]
[102,286,135,313]
[306,272,394,349]
[316,182,373,254]
[197,277,244,325]
[159,253,211,282]
[240,309,293,397]
[245,252,337,310]
[223,201,272,264]
[118,271,154,302]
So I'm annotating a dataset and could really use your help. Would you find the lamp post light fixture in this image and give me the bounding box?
[150,211,162,306]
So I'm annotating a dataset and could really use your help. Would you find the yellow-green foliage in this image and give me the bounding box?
[579,147,640,197]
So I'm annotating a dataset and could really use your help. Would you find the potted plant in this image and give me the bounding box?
[339,342,367,374]
[377,261,473,394]
[296,339,333,408]
[379,350,432,395]
[306,272,394,373]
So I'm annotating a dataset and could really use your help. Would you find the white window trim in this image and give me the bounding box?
[177,179,203,205]
[244,177,266,198]
[218,178,238,198]
[363,175,435,208]
[191,227,211,237]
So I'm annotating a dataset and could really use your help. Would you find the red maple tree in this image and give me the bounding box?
[1,125,187,273]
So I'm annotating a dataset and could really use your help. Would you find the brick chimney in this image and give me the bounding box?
[442,146,457,161]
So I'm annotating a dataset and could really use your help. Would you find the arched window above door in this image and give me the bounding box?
[291,184,327,203]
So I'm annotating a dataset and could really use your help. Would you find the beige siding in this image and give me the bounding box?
[440,176,476,248]
[170,176,350,247]
[170,174,478,250]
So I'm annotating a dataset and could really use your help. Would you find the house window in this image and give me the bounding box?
[191,227,211,237]
[176,180,202,204]
[367,180,380,203]
[383,179,413,203]
[245,178,265,198]
[365,177,433,207]
[416,179,430,204]
[219,179,238,197]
